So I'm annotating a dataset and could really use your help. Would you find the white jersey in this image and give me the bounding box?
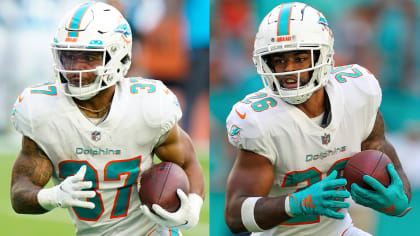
[226,64,381,236]
[11,77,182,236]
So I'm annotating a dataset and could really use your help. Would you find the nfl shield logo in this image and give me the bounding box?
[321,133,330,145]
[91,131,101,141]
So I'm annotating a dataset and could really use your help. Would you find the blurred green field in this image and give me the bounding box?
[0,151,209,236]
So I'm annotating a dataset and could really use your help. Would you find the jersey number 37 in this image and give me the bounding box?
[59,156,141,221]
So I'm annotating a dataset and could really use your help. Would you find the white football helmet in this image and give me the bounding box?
[253,2,334,104]
[52,1,132,100]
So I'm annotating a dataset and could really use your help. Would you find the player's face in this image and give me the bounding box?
[58,50,104,86]
[267,51,312,89]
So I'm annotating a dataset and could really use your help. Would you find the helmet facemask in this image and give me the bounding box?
[254,44,332,104]
[53,47,113,100]
[252,2,334,105]
[51,2,132,100]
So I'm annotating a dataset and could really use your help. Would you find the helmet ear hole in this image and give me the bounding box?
[105,51,111,65]
[120,54,130,65]
[313,50,321,65]
[262,54,274,72]
[59,73,67,83]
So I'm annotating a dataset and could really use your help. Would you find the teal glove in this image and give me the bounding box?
[288,171,350,219]
[351,164,411,217]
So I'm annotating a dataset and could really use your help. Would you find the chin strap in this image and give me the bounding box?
[320,90,331,128]
[282,92,312,105]
[67,83,100,100]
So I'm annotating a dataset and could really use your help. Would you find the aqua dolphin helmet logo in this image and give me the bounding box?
[229,125,241,140]
[318,16,329,28]
[114,23,131,42]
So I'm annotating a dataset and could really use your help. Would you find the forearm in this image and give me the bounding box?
[361,111,412,201]
[255,196,290,229]
[155,125,205,199]
[11,137,53,214]
[183,157,205,199]
[226,169,349,233]
[381,140,411,202]
[362,138,412,201]
[226,195,290,233]
[11,177,46,214]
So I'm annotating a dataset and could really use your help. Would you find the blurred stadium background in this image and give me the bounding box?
[0,0,209,235]
[210,0,420,235]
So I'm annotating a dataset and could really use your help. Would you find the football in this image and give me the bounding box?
[343,150,392,192]
[139,162,190,212]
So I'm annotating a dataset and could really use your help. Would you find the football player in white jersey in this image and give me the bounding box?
[225,2,411,236]
[10,2,204,236]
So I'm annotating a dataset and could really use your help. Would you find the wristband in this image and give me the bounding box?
[189,193,204,217]
[397,207,412,217]
[189,193,204,208]
[241,197,264,232]
[37,188,58,211]
[284,195,295,217]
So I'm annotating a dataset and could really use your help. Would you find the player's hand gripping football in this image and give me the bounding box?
[287,171,350,219]
[37,165,96,210]
[140,189,203,230]
[351,163,411,216]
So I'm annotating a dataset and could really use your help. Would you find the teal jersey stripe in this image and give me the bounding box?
[319,17,328,25]
[68,31,78,38]
[68,1,94,36]
[278,3,294,36]
[170,229,179,236]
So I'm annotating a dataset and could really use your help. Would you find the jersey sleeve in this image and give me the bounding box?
[353,65,382,140]
[10,88,36,140]
[141,80,182,142]
[10,83,60,157]
[226,102,277,164]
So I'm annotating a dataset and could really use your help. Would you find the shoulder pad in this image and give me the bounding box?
[129,78,182,133]
[226,93,279,164]
[11,81,59,139]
